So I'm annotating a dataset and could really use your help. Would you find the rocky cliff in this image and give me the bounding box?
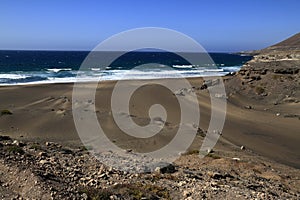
[226,32,300,105]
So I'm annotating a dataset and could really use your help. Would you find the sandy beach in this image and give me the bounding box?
[0,77,299,168]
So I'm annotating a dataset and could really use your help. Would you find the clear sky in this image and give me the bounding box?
[1,0,299,52]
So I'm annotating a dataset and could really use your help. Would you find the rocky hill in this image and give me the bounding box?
[239,32,300,56]
[253,32,300,61]
[262,32,300,52]
[226,32,300,106]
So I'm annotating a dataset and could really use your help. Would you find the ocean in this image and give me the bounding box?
[0,50,252,85]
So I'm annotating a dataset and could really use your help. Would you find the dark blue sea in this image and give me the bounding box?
[0,50,252,85]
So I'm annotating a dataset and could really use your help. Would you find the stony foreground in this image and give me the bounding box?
[0,136,299,199]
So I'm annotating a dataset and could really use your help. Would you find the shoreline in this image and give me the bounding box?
[0,72,233,87]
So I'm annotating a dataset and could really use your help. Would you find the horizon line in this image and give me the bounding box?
[0,49,249,54]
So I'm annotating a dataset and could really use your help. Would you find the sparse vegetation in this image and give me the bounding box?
[79,187,112,200]
[255,86,265,95]
[207,153,222,159]
[1,109,13,116]
[79,146,88,151]
[184,149,221,159]
[80,183,170,200]
[272,74,282,80]
[29,143,42,150]
[85,145,93,150]
[6,145,24,154]
[260,82,267,86]
[184,149,200,155]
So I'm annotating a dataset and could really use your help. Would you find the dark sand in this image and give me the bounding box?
[0,78,299,168]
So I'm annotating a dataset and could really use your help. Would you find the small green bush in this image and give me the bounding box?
[80,183,170,200]
[1,109,13,116]
[6,145,24,154]
[29,144,42,150]
[207,153,221,159]
[255,86,265,95]
[272,74,281,80]
[79,187,112,200]
[184,149,200,155]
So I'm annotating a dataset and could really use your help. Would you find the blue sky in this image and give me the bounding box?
[1,0,299,52]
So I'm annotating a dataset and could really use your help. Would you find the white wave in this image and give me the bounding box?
[47,68,72,73]
[203,68,223,72]
[0,74,29,79]
[220,66,241,72]
[97,68,227,79]
[0,68,230,86]
[91,68,101,71]
[172,65,194,69]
